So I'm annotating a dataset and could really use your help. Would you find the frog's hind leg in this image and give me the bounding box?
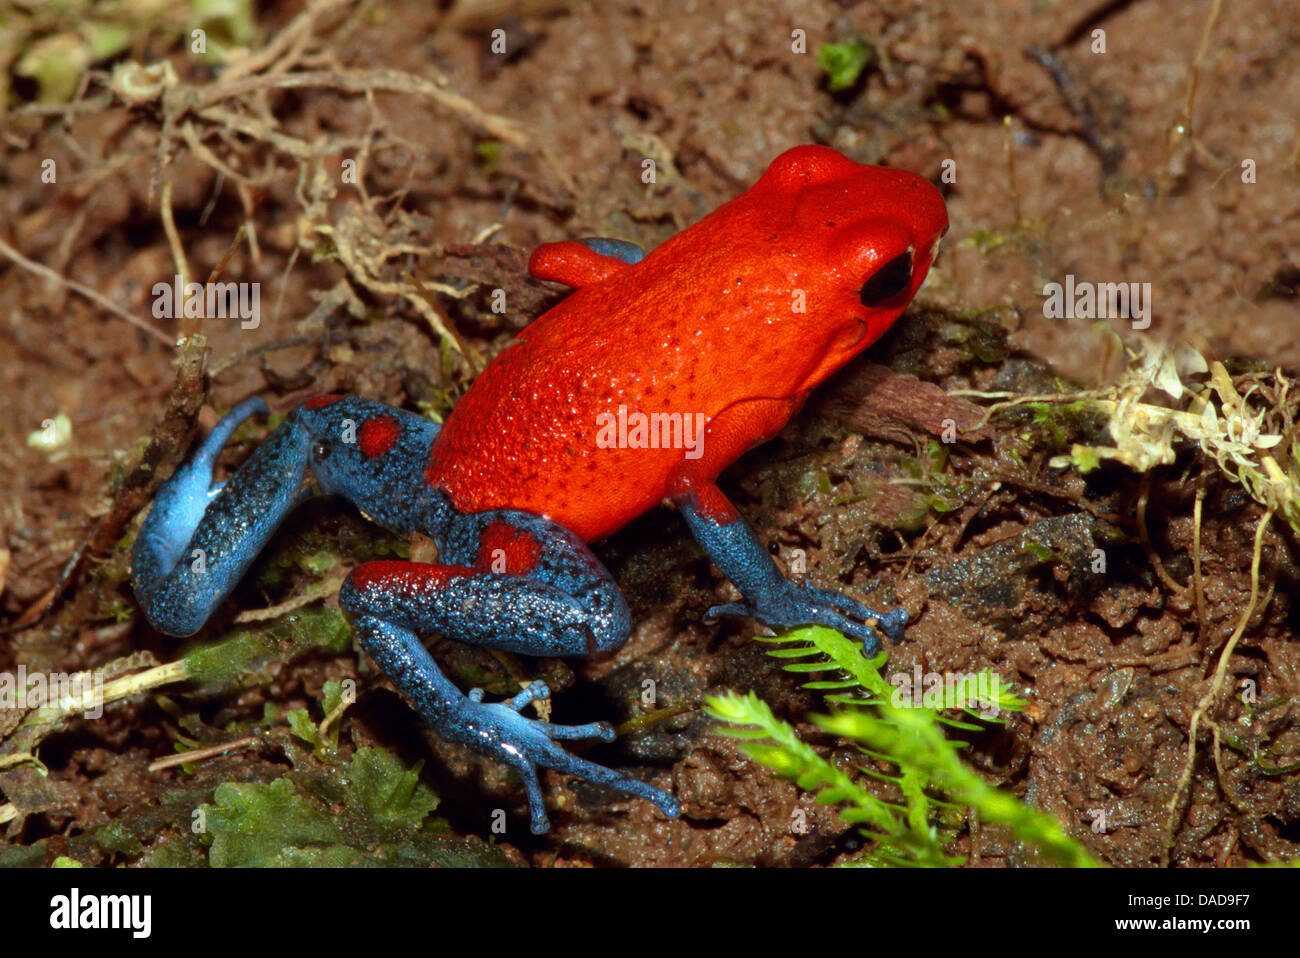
[131,398,315,636]
[338,509,680,833]
[132,394,440,638]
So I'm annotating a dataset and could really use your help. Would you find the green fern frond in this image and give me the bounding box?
[709,690,961,866]
[709,626,1099,868]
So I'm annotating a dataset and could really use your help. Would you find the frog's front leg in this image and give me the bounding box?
[338,509,681,834]
[665,397,907,655]
[132,397,314,636]
[671,476,906,654]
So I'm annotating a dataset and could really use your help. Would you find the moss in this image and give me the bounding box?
[0,842,49,868]
[183,608,354,692]
[90,819,144,857]
[8,1,258,104]
[194,747,513,868]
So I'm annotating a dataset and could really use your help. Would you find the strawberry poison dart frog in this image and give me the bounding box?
[132,145,949,833]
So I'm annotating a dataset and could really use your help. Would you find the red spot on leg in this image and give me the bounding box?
[665,474,740,524]
[305,393,346,410]
[359,414,402,458]
[478,520,542,574]
[349,561,475,592]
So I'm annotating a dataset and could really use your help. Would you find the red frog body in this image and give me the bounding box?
[132,145,948,834]
[429,148,947,539]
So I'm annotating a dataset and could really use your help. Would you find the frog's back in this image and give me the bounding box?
[424,230,819,541]
[424,146,947,539]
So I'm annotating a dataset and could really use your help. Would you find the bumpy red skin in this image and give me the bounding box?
[427,145,949,541]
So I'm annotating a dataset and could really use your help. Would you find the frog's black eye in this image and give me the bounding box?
[313,440,331,461]
[859,251,914,308]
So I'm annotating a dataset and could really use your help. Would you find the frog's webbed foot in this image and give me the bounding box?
[674,477,907,656]
[706,584,907,656]
[348,613,680,835]
[467,680,679,834]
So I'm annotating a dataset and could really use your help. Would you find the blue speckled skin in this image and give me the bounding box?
[131,246,906,835]
[133,396,679,832]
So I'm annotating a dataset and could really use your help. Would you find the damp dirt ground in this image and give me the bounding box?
[1,0,1298,867]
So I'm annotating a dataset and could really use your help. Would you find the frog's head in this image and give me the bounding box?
[755,145,949,366]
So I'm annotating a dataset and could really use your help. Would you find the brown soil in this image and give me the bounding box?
[1,0,1298,867]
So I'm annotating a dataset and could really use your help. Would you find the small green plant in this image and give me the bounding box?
[708,626,1099,867]
[816,40,873,93]
[6,0,259,104]
[189,746,510,867]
